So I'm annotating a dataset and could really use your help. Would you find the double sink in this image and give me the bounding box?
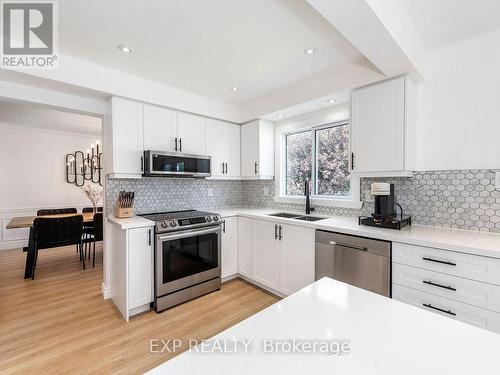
[267,212,327,222]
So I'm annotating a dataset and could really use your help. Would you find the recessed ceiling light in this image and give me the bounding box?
[277,114,285,118]
[230,86,239,91]
[304,47,316,55]
[118,45,132,53]
[327,99,336,103]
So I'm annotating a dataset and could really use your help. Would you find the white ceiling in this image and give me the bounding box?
[399,0,500,51]
[0,101,102,136]
[58,0,363,105]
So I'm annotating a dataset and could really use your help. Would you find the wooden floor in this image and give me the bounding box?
[0,245,279,374]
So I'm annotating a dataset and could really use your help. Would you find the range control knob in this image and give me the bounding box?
[161,222,168,228]
[169,221,176,227]
[206,217,212,222]
[213,216,219,222]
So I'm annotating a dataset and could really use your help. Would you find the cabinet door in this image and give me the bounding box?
[205,119,225,176]
[281,225,315,295]
[221,217,238,278]
[177,112,206,154]
[223,122,241,177]
[240,121,259,177]
[351,77,405,173]
[111,97,144,175]
[257,120,274,177]
[237,217,253,277]
[128,227,153,310]
[252,219,281,290]
[143,104,177,151]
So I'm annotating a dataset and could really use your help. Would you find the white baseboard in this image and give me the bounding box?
[236,274,286,298]
[101,282,111,299]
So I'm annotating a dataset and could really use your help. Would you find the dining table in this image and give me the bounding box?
[6,212,96,278]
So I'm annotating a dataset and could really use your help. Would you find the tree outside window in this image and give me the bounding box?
[285,122,350,197]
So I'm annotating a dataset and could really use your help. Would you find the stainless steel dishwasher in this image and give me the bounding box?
[315,230,391,297]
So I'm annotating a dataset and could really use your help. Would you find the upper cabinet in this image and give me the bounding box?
[143,104,178,152]
[240,120,274,179]
[205,119,241,178]
[106,97,144,178]
[177,112,206,154]
[350,76,416,177]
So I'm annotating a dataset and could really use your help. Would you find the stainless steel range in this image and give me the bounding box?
[140,210,222,312]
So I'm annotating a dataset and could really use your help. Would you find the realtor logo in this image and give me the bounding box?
[1,1,58,68]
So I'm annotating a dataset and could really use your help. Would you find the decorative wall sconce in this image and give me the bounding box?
[66,140,102,186]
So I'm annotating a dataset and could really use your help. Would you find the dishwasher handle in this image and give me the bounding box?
[329,240,368,252]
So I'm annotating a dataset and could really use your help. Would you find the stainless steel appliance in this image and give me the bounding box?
[140,210,221,312]
[143,150,211,177]
[315,230,391,297]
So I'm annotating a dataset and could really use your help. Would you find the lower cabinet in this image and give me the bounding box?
[237,217,253,278]
[252,219,281,290]
[235,217,315,296]
[221,217,238,278]
[109,220,154,321]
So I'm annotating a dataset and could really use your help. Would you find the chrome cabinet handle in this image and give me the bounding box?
[141,156,144,172]
[179,138,182,152]
[254,162,258,174]
[423,280,457,291]
[278,225,283,241]
[274,224,278,240]
[423,303,456,316]
[174,137,178,151]
[224,162,228,174]
[148,229,151,246]
[221,163,224,174]
[422,257,456,266]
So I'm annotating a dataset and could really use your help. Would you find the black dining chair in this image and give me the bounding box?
[36,208,79,253]
[82,207,103,213]
[31,215,84,279]
[82,213,103,268]
[37,208,78,216]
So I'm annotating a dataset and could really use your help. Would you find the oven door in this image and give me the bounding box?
[155,225,221,297]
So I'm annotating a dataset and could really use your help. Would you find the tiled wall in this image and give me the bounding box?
[106,177,242,215]
[107,170,500,233]
[242,170,500,233]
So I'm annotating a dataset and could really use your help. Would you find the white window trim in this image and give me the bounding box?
[274,118,362,210]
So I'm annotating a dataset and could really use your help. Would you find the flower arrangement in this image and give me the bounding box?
[82,184,103,213]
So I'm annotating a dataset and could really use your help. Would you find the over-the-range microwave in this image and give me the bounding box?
[143,150,211,177]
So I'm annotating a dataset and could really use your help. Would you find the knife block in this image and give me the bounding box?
[115,206,134,218]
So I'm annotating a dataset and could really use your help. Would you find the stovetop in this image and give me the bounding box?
[140,210,222,233]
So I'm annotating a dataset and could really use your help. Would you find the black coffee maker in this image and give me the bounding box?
[371,183,396,219]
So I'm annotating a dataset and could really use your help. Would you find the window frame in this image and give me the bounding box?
[276,119,362,209]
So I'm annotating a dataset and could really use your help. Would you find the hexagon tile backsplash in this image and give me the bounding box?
[107,169,500,233]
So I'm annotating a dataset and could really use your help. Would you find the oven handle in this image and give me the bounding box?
[157,226,220,241]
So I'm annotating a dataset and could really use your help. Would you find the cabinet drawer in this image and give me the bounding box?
[393,263,500,312]
[393,242,500,285]
[393,285,500,333]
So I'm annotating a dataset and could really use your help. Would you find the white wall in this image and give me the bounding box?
[417,29,500,170]
[0,124,102,250]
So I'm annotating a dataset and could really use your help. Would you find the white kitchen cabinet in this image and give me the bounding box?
[281,225,315,295]
[237,217,253,278]
[350,76,416,177]
[108,218,154,321]
[240,120,274,179]
[205,119,241,178]
[128,227,154,310]
[221,217,238,278]
[106,97,144,178]
[143,104,178,152]
[177,112,206,154]
[252,219,281,290]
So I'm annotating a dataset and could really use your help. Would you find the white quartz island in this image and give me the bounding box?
[148,278,500,375]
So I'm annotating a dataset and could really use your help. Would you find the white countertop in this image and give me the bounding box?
[147,277,500,375]
[107,215,155,229]
[217,207,500,259]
